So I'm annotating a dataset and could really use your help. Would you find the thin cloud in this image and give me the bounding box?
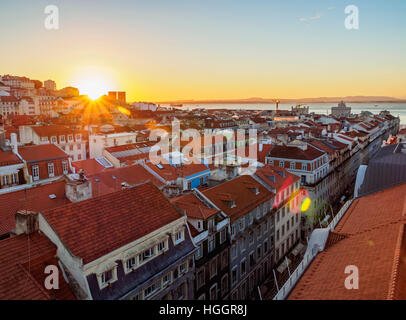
[299,13,323,24]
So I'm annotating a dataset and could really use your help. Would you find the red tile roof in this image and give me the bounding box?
[0,149,22,167]
[0,180,70,236]
[172,193,219,220]
[88,164,165,197]
[288,182,406,300]
[269,144,325,161]
[0,232,75,300]
[41,182,183,264]
[32,125,76,137]
[72,159,112,176]
[18,144,68,162]
[203,175,274,222]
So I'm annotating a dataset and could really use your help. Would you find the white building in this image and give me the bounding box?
[19,125,87,161]
[89,131,138,159]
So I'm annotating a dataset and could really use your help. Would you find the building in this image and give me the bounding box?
[89,131,138,159]
[202,175,275,300]
[172,191,230,300]
[19,125,87,161]
[44,80,56,91]
[0,96,19,118]
[18,144,71,183]
[108,91,126,104]
[331,101,351,118]
[0,148,24,190]
[39,182,196,300]
[253,165,302,264]
[266,143,329,186]
[287,181,406,300]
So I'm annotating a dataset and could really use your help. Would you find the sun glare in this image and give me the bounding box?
[71,70,116,100]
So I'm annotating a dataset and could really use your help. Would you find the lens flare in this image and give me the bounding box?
[301,197,311,212]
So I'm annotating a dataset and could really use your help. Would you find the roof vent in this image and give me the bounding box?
[49,194,56,199]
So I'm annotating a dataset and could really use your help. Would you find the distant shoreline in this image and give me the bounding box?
[155,98,406,105]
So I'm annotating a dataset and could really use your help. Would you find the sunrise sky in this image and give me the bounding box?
[1,0,405,102]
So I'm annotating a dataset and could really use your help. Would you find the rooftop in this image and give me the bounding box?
[41,182,183,264]
[288,182,406,300]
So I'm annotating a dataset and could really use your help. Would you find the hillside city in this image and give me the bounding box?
[1,74,405,300]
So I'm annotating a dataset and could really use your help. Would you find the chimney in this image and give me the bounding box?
[65,170,93,202]
[10,133,18,154]
[15,210,39,235]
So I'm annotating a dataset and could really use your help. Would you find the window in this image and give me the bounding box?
[240,237,246,253]
[175,230,184,245]
[208,235,215,252]
[282,225,285,237]
[32,165,39,181]
[60,135,65,143]
[231,243,237,259]
[290,162,295,169]
[220,228,226,244]
[51,136,57,143]
[280,161,284,168]
[249,251,255,267]
[221,250,228,269]
[241,260,246,276]
[140,247,155,263]
[126,257,136,270]
[76,134,81,140]
[69,145,74,151]
[62,160,68,174]
[158,240,166,253]
[257,245,262,259]
[197,268,205,289]
[232,267,238,284]
[68,135,73,141]
[210,258,217,279]
[77,144,81,150]
[209,284,217,300]
[2,175,9,186]
[231,224,236,236]
[264,240,269,254]
[144,280,161,298]
[276,229,280,241]
[257,225,262,239]
[179,262,187,276]
[48,162,54,177]
[249,231,254,244]
[11,173,17,185]
[221,274,229,296]
[162,273,171,287]
[101,270,113,285]
[195,243,203,260]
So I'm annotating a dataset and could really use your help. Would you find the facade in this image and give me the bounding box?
[44,80,57,91]
[19,125,87,161]
[89,131,138,159]
[18,144,71,183]
[172,191,230,300]
[203,175,275,300]
[331,101,351,118]
[253,165,302,264]
[0,96,19,118]
[39,182,196,300]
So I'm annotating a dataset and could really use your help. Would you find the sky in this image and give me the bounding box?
[0,0,405,102]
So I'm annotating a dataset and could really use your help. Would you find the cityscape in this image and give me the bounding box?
[1,0,406,310]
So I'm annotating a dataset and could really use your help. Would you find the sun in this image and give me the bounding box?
[70,69,117,100]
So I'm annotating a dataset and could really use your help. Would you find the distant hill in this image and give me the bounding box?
[156,96,406,104]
